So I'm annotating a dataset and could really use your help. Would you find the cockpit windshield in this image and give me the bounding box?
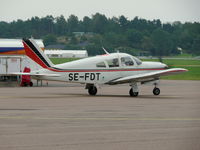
[132,56,142,65]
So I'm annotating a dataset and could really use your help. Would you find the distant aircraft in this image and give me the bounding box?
[14,38,187,97]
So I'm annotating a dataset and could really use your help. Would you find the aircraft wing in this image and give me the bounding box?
[11,72,61,77]
[108,68,188,84]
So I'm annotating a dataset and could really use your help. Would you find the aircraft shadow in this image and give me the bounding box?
[0,109,38,111]
[56,93,182,99]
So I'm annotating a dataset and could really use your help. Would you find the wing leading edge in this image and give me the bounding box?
[108,68,188,84]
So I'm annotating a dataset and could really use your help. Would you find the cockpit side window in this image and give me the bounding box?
[121,56,134,66]
[106,58,119,67]
[96,61,106,68]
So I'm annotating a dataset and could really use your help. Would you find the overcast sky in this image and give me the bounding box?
[0,0,199,23]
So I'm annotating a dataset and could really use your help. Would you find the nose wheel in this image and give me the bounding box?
[153,87,160,95]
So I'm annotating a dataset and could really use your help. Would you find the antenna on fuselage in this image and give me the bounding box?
[102,47,110,54]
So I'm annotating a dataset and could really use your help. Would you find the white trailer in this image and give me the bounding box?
[0,39,44,82]
[0,56,42,81]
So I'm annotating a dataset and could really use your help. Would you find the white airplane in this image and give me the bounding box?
[16,38,187,97]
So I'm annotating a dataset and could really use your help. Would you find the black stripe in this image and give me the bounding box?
[23,39,51,67]
[50,67,165,72]
[51,67,67,71]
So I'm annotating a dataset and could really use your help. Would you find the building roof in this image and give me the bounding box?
[45,44,65,49]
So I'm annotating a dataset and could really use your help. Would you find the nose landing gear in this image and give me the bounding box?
[153,87,160,95]
[153,82,160,95]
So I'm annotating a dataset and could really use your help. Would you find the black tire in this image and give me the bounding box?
[129,88,139,97]
[153,87,160,95]
[23,82,28,87]
[88,86,97,96]
[29,82,33,87]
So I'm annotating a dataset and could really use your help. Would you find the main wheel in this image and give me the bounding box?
[22,82,28,87]
[153,87,160,95]
[88,86,97,96]
[129,88,139,97]
[29,82,33,87]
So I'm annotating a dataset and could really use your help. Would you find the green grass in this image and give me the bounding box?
[167,53,194,58]
[50,57,200,80]
[162,66,200,80]
[142,59,200,65]
[142,59,200,80]
[50,58,80,64]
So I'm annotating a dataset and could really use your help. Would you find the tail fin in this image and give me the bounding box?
[22,38,54,69]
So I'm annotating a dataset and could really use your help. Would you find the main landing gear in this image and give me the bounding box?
[86,84,97,96]
[129,89,138,97]
[129,82,139,97]
[85,83,161,97]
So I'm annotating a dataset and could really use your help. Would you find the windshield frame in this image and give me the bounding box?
[132,56,142,65]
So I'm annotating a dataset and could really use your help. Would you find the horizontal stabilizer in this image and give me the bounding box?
[11,72,61,77]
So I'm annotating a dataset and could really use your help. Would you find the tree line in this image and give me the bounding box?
[0,13,200,56]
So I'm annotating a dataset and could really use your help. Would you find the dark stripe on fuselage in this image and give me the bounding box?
[23,39,51,67]
[51,67,68,71]
[47,68,166,72]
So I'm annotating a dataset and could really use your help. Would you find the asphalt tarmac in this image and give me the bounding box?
[0,80,200,150]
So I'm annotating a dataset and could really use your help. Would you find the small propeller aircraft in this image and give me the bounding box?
[14,38,187,97]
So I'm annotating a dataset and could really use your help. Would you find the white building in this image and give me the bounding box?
[44,50,88,58]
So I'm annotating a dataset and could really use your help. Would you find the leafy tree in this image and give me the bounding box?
[40,15,55,35]
[126,29,143,48]
[192,36,200,55]
[55,15,67,35]
[70,35,78,45]
[92,13,108,34]
[80,35,87,43]
[107,17,120,33]
[0,21,10,37]
[43,34,57,46]
[0,14,200,56]
[119,15,128,28]
[151,29,173,61]
[67,15,79,33]
[163,23,174,33]
[141,36,154,52]
[86,44,102,56]
[81,16,92,32]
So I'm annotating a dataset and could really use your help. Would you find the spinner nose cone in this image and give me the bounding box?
[156,62,169,69]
